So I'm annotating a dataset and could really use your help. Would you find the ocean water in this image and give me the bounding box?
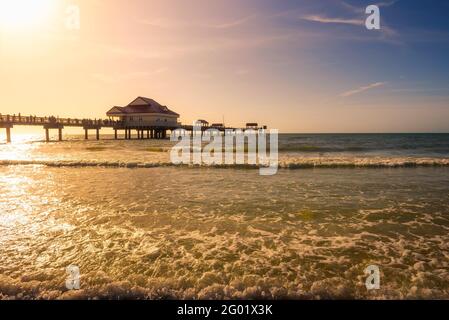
[1,133,448,168]
[0,133,448,299]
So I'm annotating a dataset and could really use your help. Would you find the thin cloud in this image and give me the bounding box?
[377,0,399,8]
[301,14,363,26]
[302,13,399,42]
[341,0,399,13]
[210,15,256,29]
[327,1,401,40]
[340,82,386,97]
[138,15,256,30]
[91,69,167,83]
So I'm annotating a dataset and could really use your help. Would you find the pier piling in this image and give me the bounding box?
[6,127,11,143]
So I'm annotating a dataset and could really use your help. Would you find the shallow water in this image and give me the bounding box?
[0,165,448,299]
[0,134,448,299]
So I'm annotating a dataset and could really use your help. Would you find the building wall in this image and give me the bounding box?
[121,113,179,127]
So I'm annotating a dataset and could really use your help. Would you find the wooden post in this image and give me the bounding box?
[6,127,11,143]
[150,129,154,139]
[114,129,118,140]
[45,128,50,142]
[147,130,150,139]
[96,128,100,140]
[58,128,62,141]
[85,129,88,140]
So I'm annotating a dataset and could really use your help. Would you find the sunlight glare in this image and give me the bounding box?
[0,0,56,32]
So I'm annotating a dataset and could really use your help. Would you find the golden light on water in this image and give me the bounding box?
[0,0,56,32]
[0,134,40,160]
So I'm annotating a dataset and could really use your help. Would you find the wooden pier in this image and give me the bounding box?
[0,114,266,143]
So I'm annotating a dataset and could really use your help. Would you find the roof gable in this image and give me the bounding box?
[107,97,179,117]
[128,96,163,107]
[106,106,125,115]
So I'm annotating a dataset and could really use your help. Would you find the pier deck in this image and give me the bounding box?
[0,114,263,143]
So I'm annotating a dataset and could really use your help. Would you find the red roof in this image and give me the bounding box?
[107,97,179,116]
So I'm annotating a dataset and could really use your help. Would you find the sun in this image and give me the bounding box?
[0,0,56,32]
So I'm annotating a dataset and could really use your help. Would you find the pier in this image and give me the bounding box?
[0,113,180,142]
[0,114,266,143]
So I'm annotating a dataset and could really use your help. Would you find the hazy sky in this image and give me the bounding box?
[1,0,449,132]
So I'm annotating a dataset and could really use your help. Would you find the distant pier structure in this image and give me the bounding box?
[0,96,267,143]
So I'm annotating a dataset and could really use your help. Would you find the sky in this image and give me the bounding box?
[1,0,449,133]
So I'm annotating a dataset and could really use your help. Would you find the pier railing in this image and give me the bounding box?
[0,114,120,127]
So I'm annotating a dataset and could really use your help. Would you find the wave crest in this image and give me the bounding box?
[1,158,449,169]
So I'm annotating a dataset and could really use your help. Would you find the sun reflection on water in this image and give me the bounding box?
[0,134,42,161]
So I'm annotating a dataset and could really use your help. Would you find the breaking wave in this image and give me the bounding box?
[1,158,449,169]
